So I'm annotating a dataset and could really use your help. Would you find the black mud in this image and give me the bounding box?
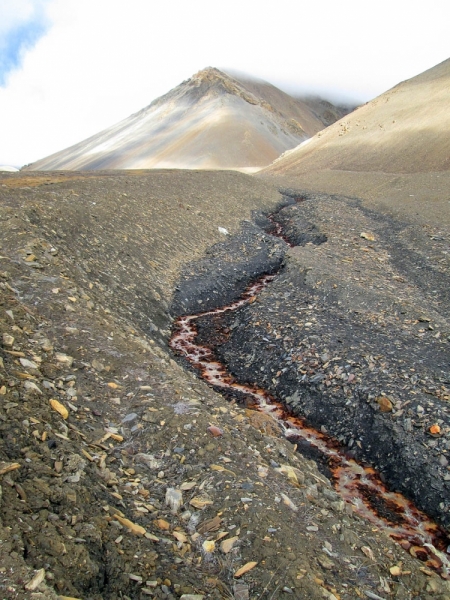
[171,212,287,316]
[170,190,450,531]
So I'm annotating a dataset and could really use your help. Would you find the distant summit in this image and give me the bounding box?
[25,67,349,172]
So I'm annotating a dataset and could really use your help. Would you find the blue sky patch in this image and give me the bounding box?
[0,12,49,86]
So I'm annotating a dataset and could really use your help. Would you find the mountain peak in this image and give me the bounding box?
[24,69,349,172]
[187,66,259,104]
[192,66,229,83]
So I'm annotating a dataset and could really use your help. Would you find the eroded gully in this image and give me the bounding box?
[169,208,450,579]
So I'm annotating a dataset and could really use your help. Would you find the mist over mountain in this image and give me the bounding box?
[24,68,349,172]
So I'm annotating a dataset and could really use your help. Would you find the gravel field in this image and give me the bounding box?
[0,170,449,599]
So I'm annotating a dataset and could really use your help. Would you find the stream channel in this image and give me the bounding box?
[169,196,450,579]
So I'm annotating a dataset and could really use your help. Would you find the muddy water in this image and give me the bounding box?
[170,273,450,579]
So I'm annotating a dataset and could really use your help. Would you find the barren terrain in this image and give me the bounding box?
[262,58,450,227]
[24,69,349,173]
[0,169,449,600]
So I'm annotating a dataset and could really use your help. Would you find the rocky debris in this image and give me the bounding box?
[171,219,287,316]
[0,171,450,598]
[208,192,450,529]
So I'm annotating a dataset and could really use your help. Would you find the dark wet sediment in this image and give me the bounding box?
[170,191,450,573]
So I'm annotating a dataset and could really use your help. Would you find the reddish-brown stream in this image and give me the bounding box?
[170,274,450,578]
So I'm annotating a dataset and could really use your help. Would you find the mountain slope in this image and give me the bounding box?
[264,58,450,175]
[261,58,450,223]
[25,68,348,172]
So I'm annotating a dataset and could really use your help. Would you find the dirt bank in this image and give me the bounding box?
[1,170,449,599]
[177,191,450,529]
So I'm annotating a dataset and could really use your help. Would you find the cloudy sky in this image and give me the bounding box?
[0,0,448,167]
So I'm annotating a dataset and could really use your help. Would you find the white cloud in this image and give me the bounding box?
[0,0,37,33]
[0,0,51,86]
[0,0,449,166]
